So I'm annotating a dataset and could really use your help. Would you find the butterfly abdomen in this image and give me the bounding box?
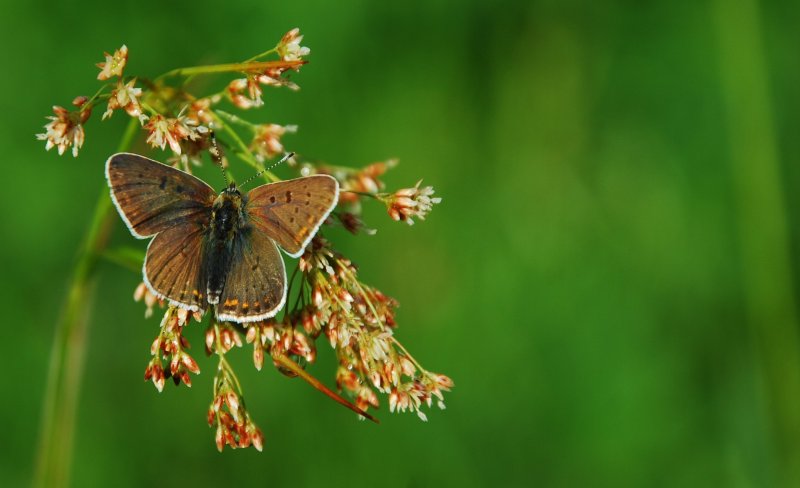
[204,238,232,304]
[205,190,246,304]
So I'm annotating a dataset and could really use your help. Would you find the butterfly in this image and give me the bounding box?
[105,152,339,323]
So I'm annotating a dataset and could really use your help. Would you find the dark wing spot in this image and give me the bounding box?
[176,185,184,193]
[306,192,311,197]
[285,191,293,203]
[269,195,276,204]
[294,206,299,214]
[159,176,167,190]
[289,217,295,224]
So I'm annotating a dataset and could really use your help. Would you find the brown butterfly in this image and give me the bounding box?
[106,152,338,323]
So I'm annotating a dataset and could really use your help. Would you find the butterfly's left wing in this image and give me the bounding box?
[107,153,215,311]
[216,227,286,323]
[245,175,339,257]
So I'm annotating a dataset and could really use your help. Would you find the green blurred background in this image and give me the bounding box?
[2,0,800,486]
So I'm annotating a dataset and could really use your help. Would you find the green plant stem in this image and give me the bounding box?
[33,117,139,488]
[159,59,305,79]
[213,112,279,183]
[215,109,259,130]
[714,0,800,483]
[245,47,278,63]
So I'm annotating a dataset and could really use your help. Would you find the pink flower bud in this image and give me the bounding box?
[205,328,216,353]
[215,425,224,452]
[225,392,240,415]
[246,326,257,344]
[253,345,264,371]
[251,428,264,452]
[181,353,200,374]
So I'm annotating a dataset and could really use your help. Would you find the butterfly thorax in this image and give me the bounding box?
[205,187,249,304]
[210,187,246,240]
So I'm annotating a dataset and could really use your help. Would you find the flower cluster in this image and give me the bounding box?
[41,29,450,451]
[144,307,202,391]
[37,29,309,161]
[205,319,264,451]
[144,115,200,155]
[133,282,160,318]
[103,80,145,122]
[208,360,264,451]
[297,238,453,419]
[250,123,297,162]
[315,159,398,206]
[382,180,442,225]
[205,321,243,356]
[226,58,306,110]
[36,104,90,157]
[245,319,316,371]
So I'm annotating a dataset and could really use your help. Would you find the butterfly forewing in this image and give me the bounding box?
[144,224,208,312]
[106,153,215,238]
[246,175,339,257]
[216,228,286,322]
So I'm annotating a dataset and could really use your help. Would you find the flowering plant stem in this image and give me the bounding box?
[160,60,304,79]
[33,117,140,488]
[272,354,379,423]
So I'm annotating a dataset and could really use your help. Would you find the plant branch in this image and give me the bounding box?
[159,60,305,79]
[272,354,379,424]
[213,112,279,183]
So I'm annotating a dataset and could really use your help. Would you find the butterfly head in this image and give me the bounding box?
[222,182,241,195]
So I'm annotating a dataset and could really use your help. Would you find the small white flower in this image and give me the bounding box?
[97,45,128,80]
[278,28,310,61]
[103,79,145,122]
[36,105,88,157]
[386,180,442,225]
[250,123,297,162]
[227,77,263,109]
[144,115,198,155]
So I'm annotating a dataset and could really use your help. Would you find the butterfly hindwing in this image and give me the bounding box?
[143,224,207,312]
[216,227,287,323]
[245,175,339,257]
[106,153,216,238]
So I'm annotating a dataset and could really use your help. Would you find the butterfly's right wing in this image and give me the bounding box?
[106,153,216,238]
[216,227,287,323]
[143,224,208,313]
[245,175,339,258]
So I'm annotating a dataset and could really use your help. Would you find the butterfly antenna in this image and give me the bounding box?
[238,152,295,190]
[208,130,229,187]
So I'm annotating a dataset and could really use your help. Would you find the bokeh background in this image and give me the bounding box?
[2,0,800,486]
